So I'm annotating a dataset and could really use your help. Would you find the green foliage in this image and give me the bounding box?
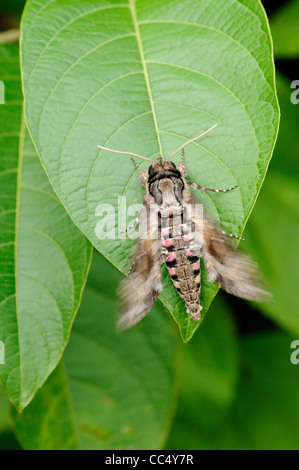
[166,7,299,450]
[167,331,299,450]
[0,0,298,451]
[20,0,279,340]
[0,0,25,14]
[0,45,92,410]
[0,386,10,433]
[0,387,21,449]
[12,253,177,450]
[165,294,239,450]
[245,173,299,334]
[270,0,299,58]
[242,74,299,335]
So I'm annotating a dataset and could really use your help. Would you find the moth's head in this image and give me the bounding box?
[148,158,179,178]
[148,158,183,207]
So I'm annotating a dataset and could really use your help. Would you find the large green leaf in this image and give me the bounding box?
[0,44,92,411]
[270,0,299,58]
[21,0,279,341]
[12,252,177,450]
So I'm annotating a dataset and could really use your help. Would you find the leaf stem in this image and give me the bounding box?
[0,30,20,45]
[129,0,163,158]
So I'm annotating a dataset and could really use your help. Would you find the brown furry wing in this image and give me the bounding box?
[190,195,270,302]
[117,204,163,331]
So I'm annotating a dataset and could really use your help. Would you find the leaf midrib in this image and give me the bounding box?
[129,0,163,158]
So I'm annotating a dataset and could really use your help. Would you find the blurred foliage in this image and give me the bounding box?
[0,0,299,451]
[0,0,25,15]
[0,0,25,30]
[0,386,20,449]
[245,171,299,334]
[165,295,239,449]
[269,73,299,180]
[243,74,299,335]
[270,0,299,58]
[0,386,10,433]
[167,331,299,450]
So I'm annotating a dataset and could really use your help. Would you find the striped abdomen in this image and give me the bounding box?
[161,214,202,321]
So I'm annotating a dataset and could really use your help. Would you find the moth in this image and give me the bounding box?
[98,124,270,331]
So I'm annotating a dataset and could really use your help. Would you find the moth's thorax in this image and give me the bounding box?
[148,158,184,207]
[158,179,181,210]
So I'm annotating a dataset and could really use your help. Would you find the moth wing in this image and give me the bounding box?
[117,203,163,331]
[190,195,270,302]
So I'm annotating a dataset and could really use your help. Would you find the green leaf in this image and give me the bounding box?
[0,44,92,411]
[244,74,299,335]
[270,0,299,58]
[12,252,177,450]
[165,294,239,449]
[21,0,279,341]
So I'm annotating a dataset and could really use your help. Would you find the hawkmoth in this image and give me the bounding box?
[98,124,270,331]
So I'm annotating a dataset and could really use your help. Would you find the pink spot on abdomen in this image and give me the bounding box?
[193,262,200,271]
[183,234,191,243]
[166,251,176,262]
[164,238,173,248]
[168,267,176,276]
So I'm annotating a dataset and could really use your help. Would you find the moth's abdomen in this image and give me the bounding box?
[161,220,202,321]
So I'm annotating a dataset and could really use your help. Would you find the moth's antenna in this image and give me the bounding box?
[97,145,152,163]
[168,123,219,160]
